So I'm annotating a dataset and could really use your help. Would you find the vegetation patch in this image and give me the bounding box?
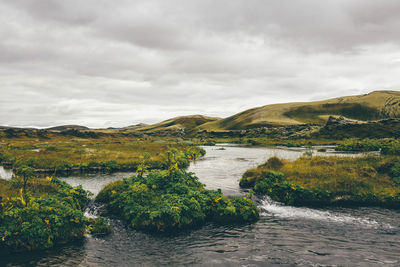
[0,136,205,174]
[336,138,400,155]
[284,103,382,124]
[86,217,112,237]
[240,156,400,208]
[96,170,259,232]
[194,137,337,147]
[0,176,94,252]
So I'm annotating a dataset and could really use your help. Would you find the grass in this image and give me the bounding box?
[240,156,400,207]
[284,103,382,124]
[336,138,400,155]
[131,115,219,133]
[198,90,400,130]
[193,137,338,147]
[0,136,205,173]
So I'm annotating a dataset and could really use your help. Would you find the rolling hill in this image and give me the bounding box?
[46,125,90,131]
[198,91,400,130]
[132,115,220,133]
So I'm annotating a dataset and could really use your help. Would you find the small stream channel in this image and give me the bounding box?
[1,145,399,266]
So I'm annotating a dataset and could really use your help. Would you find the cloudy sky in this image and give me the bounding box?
[1,0,400,128]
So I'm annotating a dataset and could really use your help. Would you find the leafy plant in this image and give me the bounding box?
[15,166,35,196]
[86,217,112,236]
[97,170,259,232]
[0,177,91,252]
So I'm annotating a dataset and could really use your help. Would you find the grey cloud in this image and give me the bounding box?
[0,0,399,127]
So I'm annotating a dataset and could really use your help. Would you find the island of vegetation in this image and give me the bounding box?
[0,171,110,252]
[240,155,400,208]
[0,135,205,174]
[96,169,259,232]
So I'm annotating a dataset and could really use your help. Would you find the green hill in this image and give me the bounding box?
[199,91,400,130]
[133,115,220,133]
[46,125,90,131]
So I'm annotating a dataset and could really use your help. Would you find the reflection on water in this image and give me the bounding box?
[1,145,399,267]
[59,172,136,196]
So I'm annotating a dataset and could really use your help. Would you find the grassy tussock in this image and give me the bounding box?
[240,155,400,207]
[282,156,399,196]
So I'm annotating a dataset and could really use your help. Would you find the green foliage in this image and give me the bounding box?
[240,169,284,188]
[336,138,400,155]
[15,165,35,194]
[254,178,332,206]
[383,162,400,185]
[97,170,259,232]
[243,156,400,208]
[0,177,91,252]
[259,157,284,170]
[381,140,400,155]
[336,138,382,152]
[86,217,112,237]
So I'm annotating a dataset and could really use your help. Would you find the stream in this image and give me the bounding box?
[1,145,399,266]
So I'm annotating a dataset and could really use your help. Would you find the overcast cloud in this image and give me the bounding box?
[1,0,400,128]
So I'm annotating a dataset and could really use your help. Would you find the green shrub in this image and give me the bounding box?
[240,169,284,188]
[0,178,91,251]
[259,157,284,170]
[336,138,381,152]
[97,170,259,232]
[381,141,400,155]
[336,138,400,155]
[254,178,332,206]
[86,217,112,237]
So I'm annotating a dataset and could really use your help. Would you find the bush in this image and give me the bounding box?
[254,178,332,206]
[336,138,381,152]
[389,162,400,185]
[259,157,284,170]
[86,217,112,237]
[240,169,284,188]
[0,178,91,251]
[97,170,259,232]
[336,138,400,155]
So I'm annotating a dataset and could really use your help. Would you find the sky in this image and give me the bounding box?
[1,0,400,128]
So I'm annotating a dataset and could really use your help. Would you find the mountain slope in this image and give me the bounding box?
[199,91,400,130]
[46,125,90,131]
[133,115,220,133]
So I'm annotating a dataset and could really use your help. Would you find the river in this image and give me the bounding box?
[1,145,399,266]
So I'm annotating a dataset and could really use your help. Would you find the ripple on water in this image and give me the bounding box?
[260,197,395,230]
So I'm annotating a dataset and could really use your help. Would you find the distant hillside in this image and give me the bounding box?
[199,91,400,130]
[134,115,219,133]
[46,125,90,131]
[119,123,149,131]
